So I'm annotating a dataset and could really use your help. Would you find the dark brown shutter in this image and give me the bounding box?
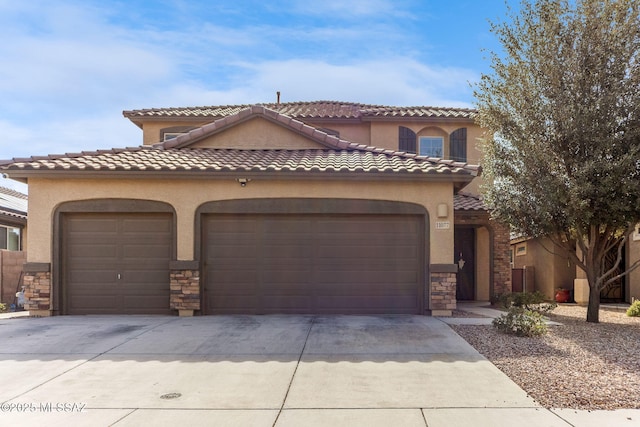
[449,128,467,162]
[399,126,416,153]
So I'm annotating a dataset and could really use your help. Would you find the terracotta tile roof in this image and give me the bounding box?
[0,147,477,179]
[0,186,27,219]
[454,193,486,211]
[123,100,476,121]
[2,106,480,184]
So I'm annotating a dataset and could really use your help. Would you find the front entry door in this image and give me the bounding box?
[455,227,475,301]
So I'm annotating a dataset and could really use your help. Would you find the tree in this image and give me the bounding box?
[475,0,640,322]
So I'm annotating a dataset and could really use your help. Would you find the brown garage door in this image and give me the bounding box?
[62,213,172,315]
[204,214,423,314]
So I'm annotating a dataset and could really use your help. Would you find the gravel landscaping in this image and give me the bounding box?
[451,305,640,410]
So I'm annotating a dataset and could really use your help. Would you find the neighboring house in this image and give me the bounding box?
[0,101,511,316]
[511,227,640,304]
[0,186,27,305]
[510,236,576,299]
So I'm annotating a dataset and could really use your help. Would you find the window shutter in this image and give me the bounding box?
[399,126,416,153]
[449,128,467,162]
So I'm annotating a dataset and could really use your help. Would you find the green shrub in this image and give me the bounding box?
[492,307,549,337]
[498,291,557,314]
[0,303,7,313]
[627,300,640,317]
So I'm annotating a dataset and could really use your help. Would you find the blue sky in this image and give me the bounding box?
[0,0,513,191]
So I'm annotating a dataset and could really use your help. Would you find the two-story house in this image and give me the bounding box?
[0,101,511,316]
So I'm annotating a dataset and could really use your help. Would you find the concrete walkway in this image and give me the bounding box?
[0,313,635,426]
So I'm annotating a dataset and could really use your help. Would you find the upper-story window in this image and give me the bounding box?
[419,137,444,157]
[0,226,20,251]
[449,128,467,162]
[398,126,467,161]
[160,126,197,142]
[399,126,417,153]
[163,132,187,141]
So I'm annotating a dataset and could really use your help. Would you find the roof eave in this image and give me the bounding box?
[0,169,477,183]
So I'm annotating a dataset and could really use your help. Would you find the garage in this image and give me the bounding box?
[62,212,173,315]
[203,212,424,315]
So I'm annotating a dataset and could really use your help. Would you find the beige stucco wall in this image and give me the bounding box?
[26,177,456,265]
[191,118,323,149]
[512,238,575,299]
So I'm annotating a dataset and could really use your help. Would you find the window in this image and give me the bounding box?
[633,223,640,241]
[515,243,527,256]
[449,128,467,162]
[163,132,186,141]
[398,126,417,153]
[419,137,444,157]
[0,226,20,251]
[318,128,340,137]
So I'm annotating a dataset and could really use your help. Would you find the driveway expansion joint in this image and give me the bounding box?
[272,316,315,427]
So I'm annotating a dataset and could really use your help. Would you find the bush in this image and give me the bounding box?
[498,291,557,314]
[492,307,548,337]
[627,300,640,317]
[0,303,7,313]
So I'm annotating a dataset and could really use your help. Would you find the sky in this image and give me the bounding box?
[0,0,514,192]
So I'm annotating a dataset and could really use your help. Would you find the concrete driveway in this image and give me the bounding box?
[0,315,572,426]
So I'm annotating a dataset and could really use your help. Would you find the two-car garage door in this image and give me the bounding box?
[204,214,423,315]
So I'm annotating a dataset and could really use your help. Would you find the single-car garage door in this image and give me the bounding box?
[62,213,172,315]
[204,214,423,314]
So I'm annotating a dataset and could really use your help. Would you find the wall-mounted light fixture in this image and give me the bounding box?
[437,203,448,218]
[236,178,251,187]
[458,252,466,270]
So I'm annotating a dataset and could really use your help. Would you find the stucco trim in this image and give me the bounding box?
[23,262,51,273]
[170,260,199,270]
[430,264,458,273]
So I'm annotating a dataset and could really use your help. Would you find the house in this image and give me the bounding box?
[0,186,27,305]
[0,101,511,316]
[511,226,640,304]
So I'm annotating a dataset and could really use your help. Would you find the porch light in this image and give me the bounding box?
[437,203,448,218]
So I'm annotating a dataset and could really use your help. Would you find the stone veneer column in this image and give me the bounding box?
[429,264,458,316]
[169,261,200,316]
[22,263,52,316]
[492,221,512,296]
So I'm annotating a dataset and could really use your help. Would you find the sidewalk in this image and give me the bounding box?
[440,301,563,326]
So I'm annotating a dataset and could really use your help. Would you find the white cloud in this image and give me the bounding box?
[233,58,476,107]
[0,0,479,164]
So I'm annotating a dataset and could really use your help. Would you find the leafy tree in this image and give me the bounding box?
[475,0,640,322]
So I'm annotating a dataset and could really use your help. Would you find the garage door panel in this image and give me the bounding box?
[262,297,311,313]
[204,213,423,314]
[69,270,118,283]
[67,218,119,233]
[316,245,417,259]
[64,213,172,315]
[122,217,172,232]
[208,296,260,313]
[315,270,418,284]
[67,244,119,259]
[207,245,259,259]
[69,295,122,311]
